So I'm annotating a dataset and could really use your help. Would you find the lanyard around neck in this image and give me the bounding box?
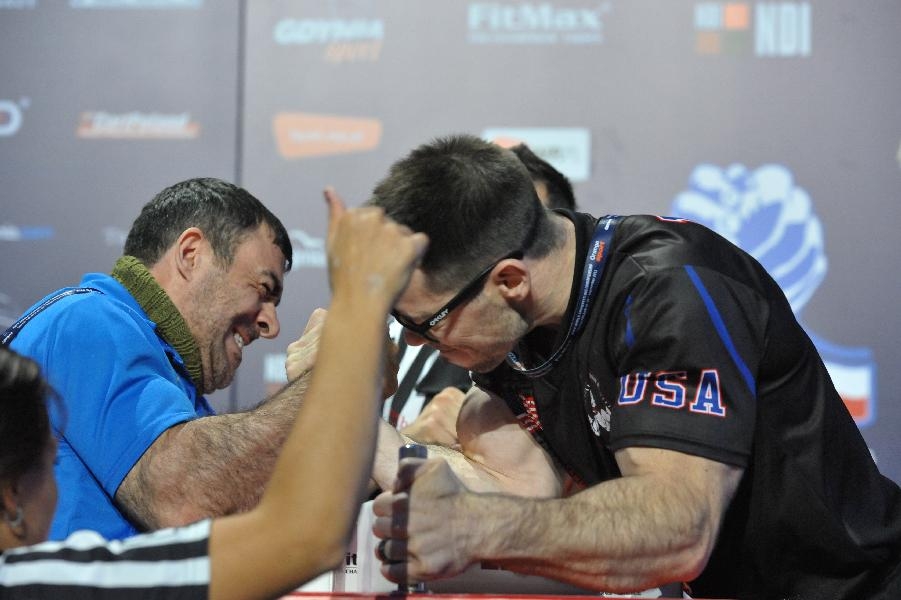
[1,287,101,346]
[505,215,620,378]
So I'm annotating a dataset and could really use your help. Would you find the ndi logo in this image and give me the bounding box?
[671,164,876,426]
[694,2,811,57]
[755,2,810,56]
[0,98,28,137]
[468,2,612,45]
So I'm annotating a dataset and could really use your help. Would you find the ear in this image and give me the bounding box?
[173,227,206,279]
[1,480,18,517]
[490,258,530,303]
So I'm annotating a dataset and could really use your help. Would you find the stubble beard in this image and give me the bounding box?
[186,272,237,393]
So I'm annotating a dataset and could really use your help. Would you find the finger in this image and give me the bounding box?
[374,538,409,564]
[302,307,328,335]
[371,490,394,517]
[372,494,411,538]
[324,186,347,244]
[435,386,467,401]
[375,538,390,562]
[371,514,394,538]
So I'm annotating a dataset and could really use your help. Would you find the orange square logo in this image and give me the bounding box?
[723,3,749,30]
[272,113,382,159]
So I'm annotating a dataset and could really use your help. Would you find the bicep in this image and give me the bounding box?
[455,386,564,497]
[614,446,743,544]
[116,421,193,530]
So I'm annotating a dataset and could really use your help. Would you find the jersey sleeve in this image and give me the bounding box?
[40,296,202,496]
[606,262,769,467]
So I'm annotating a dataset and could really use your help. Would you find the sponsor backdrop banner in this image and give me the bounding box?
[1,1,899,484]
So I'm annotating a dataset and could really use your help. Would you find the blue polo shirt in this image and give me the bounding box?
[10,273,213,540]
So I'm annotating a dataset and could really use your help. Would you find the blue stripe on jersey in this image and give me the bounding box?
[684,265,756,396]
[624,294,635,347]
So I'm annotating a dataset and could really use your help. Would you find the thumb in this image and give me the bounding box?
[324,186,346,242]
[302,307,327,335]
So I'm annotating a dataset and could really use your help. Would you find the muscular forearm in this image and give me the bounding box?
[117,375,310,530]
[373,419,559,497]
[443,448,743,593]
[456,475,714,593]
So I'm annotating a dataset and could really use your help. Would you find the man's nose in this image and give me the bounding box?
[257,303,280,339]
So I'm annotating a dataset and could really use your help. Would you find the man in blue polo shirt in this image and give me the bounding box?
[4,177,317,540]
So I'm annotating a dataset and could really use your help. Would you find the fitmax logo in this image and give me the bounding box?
[0,98,28,137]
[468,2,612,45]
[469,2,604,31]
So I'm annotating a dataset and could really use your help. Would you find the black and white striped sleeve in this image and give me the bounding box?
[0,519,210,599]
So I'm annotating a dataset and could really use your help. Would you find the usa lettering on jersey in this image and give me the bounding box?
[617,370,726,417]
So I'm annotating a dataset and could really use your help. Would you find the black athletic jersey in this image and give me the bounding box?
[473,212,901,600]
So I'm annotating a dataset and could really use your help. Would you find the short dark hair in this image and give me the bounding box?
[0,347,53,486]
[510,144,576,211]
[124,177,293,272]
[369,134,560,292]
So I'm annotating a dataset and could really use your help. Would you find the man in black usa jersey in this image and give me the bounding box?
[360,134,901,600]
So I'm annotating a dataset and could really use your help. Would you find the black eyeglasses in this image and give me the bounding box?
[392,250,523,342]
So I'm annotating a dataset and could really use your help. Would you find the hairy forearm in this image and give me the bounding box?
[460,475,713,593]
[117,375,311,530]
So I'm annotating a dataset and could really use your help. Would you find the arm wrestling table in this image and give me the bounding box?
[279,501,727,600]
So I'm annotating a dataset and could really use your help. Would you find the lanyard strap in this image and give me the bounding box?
[506,215,619,378]
[1,287,101,346]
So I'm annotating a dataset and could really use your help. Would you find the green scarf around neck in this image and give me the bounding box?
[111,255,205,394]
